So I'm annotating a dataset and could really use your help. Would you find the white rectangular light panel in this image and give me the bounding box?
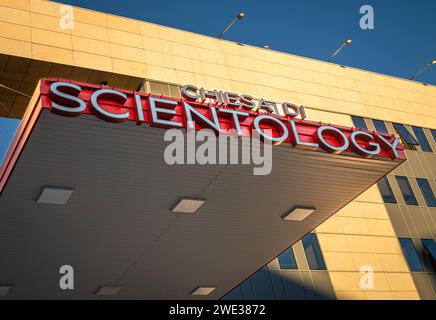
[282,207,316,221]
[37,187,74,205]
[171,197,206,214]
[191,286,216,296]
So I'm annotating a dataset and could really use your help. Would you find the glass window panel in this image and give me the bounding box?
[351,116,368,130]
[412,127,432,152]
[277,248,298,269]
[422,239,436,263]
[302,233,326,270]
[251,270,276,300]
[149,81,170,96]
[222,287,243,300]
[169,85,181,98]
[416,178,436,207]
[373,119,388,134]
[378,177,397,204]
[399,238,424,272]
[393,123,419,145]
[395,176,418,205]
[431,129,436,143]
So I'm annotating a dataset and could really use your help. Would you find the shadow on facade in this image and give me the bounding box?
[223,269,336,300]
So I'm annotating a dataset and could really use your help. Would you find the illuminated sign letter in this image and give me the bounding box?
[149,96,182,128]
[289,120,319,150]
[183,102,221,133]
[180,85,199,101]
[134,94,145,123]
[219,108,249,135]
[50,82,86,117]
[282,102,300,118]
[316,126,349,154]
[375,135,400,160]
[350,131,381,158]
[90,89,129,123]
[252,115,289,145]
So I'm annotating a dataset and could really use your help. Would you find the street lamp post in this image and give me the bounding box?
[327,39,352,62]
[218,12,246,39]
[410,60,436,80]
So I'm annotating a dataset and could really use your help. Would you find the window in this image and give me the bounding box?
[393,123,419,150]
[378,177,397,204]
[351,116,368,130]
[416,178,436,207]
[302,233,326,270]
[399,238,424,272]
[422,239,436,264]
[412,127,432,152]
[277,248,298,269]
[149,81,180,98]
[431,129,436,143]
[373,120,388,134]
[395,176,419,205]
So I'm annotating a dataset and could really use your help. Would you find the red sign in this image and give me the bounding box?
[39,79,405,161]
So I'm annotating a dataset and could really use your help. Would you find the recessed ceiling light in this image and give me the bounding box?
[191,286,216,296]
[282,207,316,221]
[171,197,206,214]
[37,187,74,205]
[95,286,122,296]
[0,285,12,296]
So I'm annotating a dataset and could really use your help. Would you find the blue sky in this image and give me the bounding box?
[57,0,436,84]
[0,117,19,166]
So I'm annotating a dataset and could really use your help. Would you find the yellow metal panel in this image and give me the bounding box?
[112,58,147,78]
[31,28,72,50]
[108,29,143,49]
[0,36,31,58]
[72,36,110,56]
[0,5,30,25]
[73,6,107,27]
[30,12,70,34]
[110,43,145,62]
[0,0,29,10]
[0,21,30,41]
[384,273,417,291]
[106,14,141,34]
[72,51,112,72]
[72,22,109,42]
[32,43,72,64]
[323,252,357,271]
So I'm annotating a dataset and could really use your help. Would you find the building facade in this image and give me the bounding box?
[0,0,435,299]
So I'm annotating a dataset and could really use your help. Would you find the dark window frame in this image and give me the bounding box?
[395,176,419,206]
[277,247,298,270]
[373,119,389,134]
[399,238,424,272]
[378,177,397,204]
[431,129,436,143]
[416,178,436,207]
[393,123,419,150]
[412,126,432,152]
[351,116,368,130]
[302,233,326,271]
